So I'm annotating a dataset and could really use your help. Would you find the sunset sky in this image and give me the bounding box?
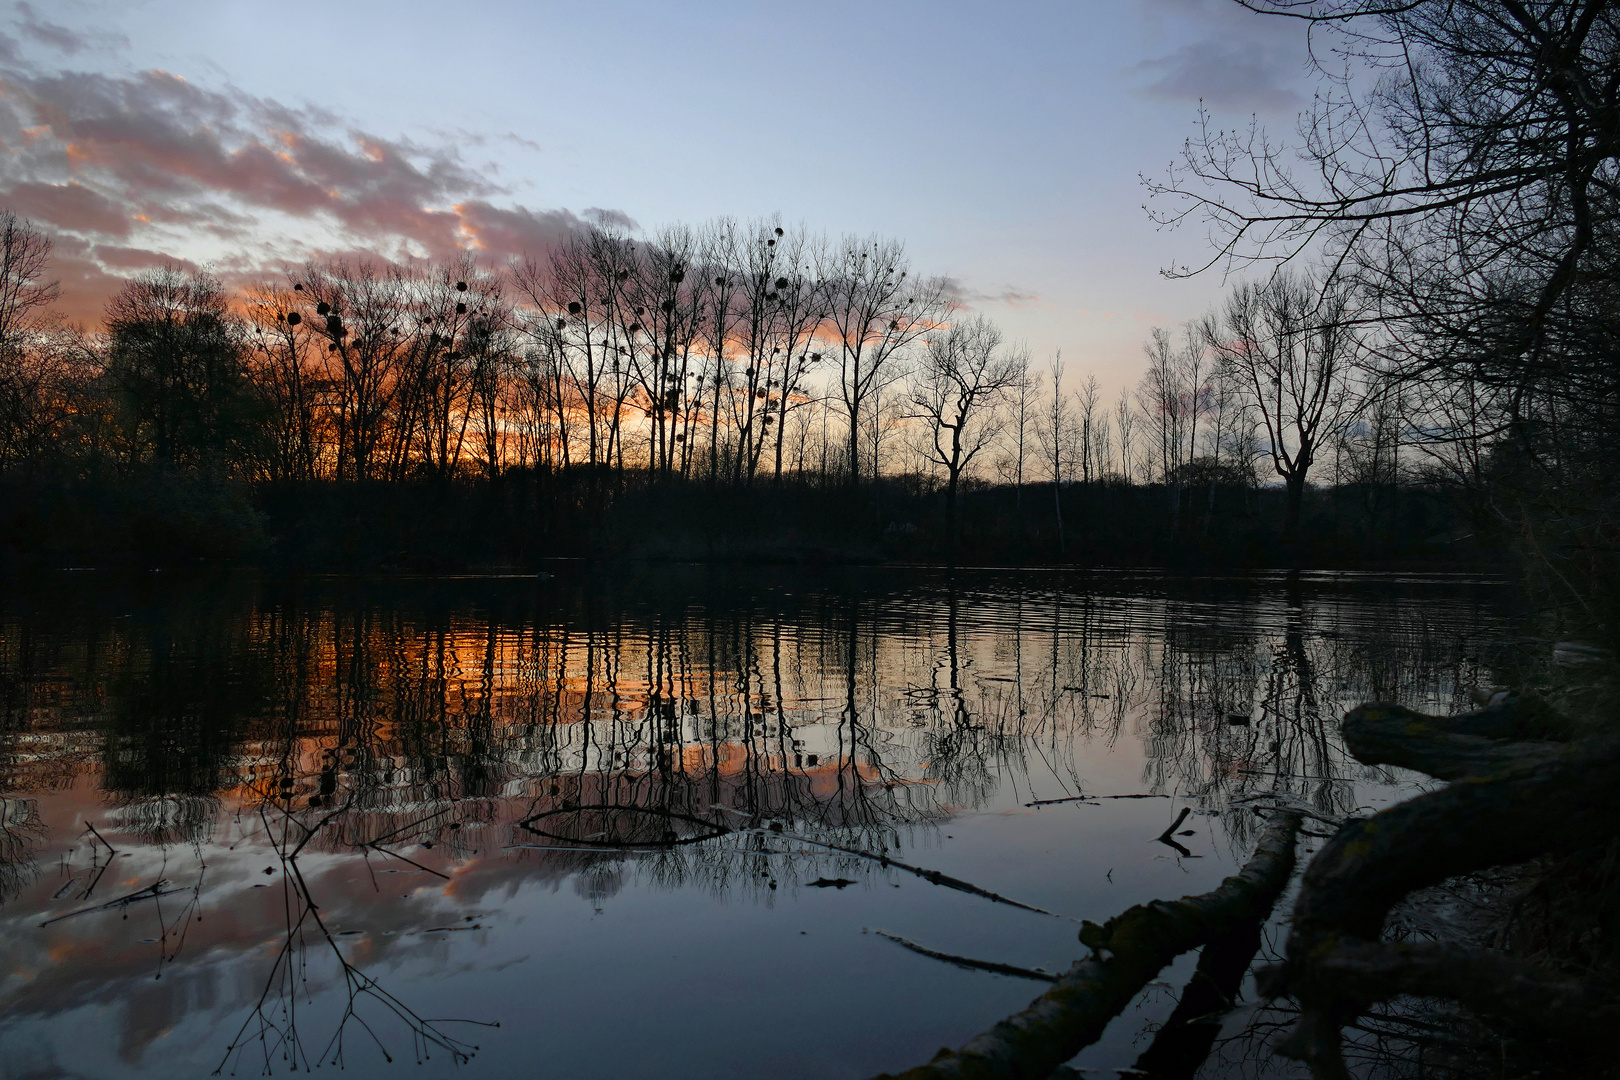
[0,0,1313,396]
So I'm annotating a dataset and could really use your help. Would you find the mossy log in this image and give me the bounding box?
[1340,702,1583,781]
[871,811,1300,1080]
[1293,706,1620,944]
[1266,702,1620,1079]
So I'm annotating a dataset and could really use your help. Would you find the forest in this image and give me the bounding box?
[0,208,1489,572]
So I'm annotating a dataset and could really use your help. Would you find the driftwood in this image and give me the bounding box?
[1264,701,1620,1079]
[871,810,1300,1080]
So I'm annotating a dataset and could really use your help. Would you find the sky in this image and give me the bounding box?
[0,0,1316,397]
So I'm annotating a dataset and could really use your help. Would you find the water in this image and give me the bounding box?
[0,567,1511,1079]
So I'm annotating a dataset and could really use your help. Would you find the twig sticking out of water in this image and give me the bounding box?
[1156,807,1192,844]
[40,881,177,926]
[77,822,117,899]
[1154,807,1194,856]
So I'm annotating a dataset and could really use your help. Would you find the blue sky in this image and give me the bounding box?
[0,0,1314,394]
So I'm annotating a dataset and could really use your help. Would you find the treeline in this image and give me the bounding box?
[0,216,955,487]
[1145,0,1620,626]
[0,206,1489,569]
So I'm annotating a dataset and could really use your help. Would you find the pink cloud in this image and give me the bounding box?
[92,244,196,272]
[453,200,585,263]
[0,65,624,317]
[2,180,130,236]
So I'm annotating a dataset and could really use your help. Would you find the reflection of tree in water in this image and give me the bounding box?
[0,796,45,904]
[1,575,1506,857]
[0,572,1509,1071]
[0,574,1505,878]
[214,805,488,1075]
[1134,583,1495,850]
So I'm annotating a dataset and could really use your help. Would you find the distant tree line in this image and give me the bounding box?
[0,203,1485,567]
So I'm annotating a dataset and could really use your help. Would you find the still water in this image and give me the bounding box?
[0,567,1509,1079]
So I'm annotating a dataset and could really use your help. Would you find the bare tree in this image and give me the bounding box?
[998,346,1036,515]
[907,315,1021,563]
[511,231,613,470]
[1336,366,1405,525]
[297,260,412,482]
[822,235,949,484]
[0,212,74,471]
[1139,328,1183,493]
[618,224,701,479]
[759,225,831,485]
[1076,373,1101,484]
[696,219,742,484]
[1036,352,1074,555]
[1208,273,1357,536]
[1148,1,1620,485]
[242,283,321,481]
[1114,387,1137,483]
[104,265,254,469]
[510,299,572,471]
[403,254,506,480]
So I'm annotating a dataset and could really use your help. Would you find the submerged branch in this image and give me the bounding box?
[40,880,178,926]
[871,811,1300,1080]
[708,805,1061,918]
[874,930,1059,983]
[1130,908,1269,1080]
[757,827,1062,918]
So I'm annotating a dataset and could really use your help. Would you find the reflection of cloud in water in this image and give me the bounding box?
[0,570,1508,1073]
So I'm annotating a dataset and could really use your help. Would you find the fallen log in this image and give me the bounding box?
[1266,703,1620,1079]
[1289,708,1620,946]
[1339,702,1575,781]
[870,811,1300,1080]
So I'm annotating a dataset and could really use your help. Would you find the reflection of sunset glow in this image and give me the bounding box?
[0,572,1506,1076]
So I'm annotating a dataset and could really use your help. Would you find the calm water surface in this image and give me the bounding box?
[0,567,1511,1079]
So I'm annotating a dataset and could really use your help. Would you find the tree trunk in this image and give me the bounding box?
[1053,482,1065,559]
[1282,470,1306,538]
[847,397,862,487]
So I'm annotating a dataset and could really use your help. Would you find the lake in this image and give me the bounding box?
[0,566,1512,1079]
